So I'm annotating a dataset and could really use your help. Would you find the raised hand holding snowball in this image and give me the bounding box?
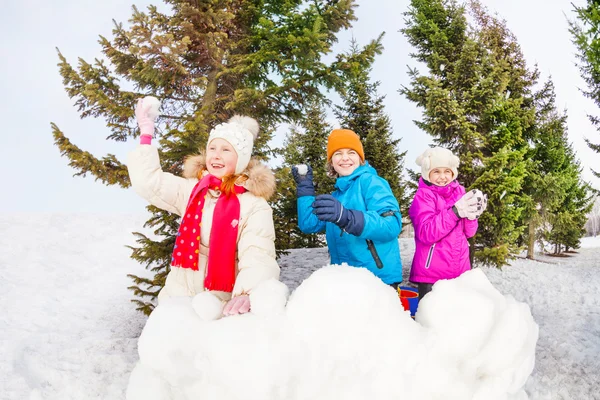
[295,164,308,176]
[291,164,315,197]
[135,96,160,145]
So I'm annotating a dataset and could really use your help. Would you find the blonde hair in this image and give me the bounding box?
[196,169,248,196]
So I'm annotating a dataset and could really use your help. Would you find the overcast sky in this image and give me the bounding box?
[0,0,595,213]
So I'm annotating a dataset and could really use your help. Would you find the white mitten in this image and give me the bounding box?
[471,190,488,218]
[135,96,160,144]
[453,190,479,220]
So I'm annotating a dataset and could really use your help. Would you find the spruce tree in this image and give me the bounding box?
[271,166,299,253]
[570,1,600,178]
[401,0,536,267]
[519,79,593,258]
[274,100,335,249]
[334,37,409,214]
[52,0,357,314]
[521,79,570,258]
[543,150,593,254]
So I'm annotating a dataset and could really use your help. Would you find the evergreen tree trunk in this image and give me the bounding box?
[527,220,535,260]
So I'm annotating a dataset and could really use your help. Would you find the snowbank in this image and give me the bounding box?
[126,265,538,400]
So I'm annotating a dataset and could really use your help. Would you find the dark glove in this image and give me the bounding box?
[291,164,315,197]
[312,194,365,236]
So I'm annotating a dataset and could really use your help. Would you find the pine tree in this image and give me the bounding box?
[543,151,593,254]
[52,0,357,314]
[274,100,335,249]
[401,0,536,267]
[271,166,299,252]
[334,37,409,214]
[519,79,586,259]
[570,1,600,178]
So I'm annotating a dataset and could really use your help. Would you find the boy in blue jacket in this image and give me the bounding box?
[292,129,403,287]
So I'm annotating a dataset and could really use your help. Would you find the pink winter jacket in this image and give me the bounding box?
[408,178,478,284]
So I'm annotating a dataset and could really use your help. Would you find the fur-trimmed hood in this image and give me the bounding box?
[183,153,276,200]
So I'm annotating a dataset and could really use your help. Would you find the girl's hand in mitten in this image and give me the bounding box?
[135,96,160,144]
[223,295,251,316]
[453,190,479,220]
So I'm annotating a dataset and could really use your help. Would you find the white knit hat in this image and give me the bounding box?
[207,115,260,174]
[416,147,460,181]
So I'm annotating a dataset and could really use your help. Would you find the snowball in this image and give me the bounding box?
[143,96,161,120]
[295,164,308,176]
[192,292,224,321]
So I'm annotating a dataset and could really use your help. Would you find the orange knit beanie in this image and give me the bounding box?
[326,129,365,161]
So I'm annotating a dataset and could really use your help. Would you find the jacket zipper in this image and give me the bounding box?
[366,239,384,269]
[365,211,396,269]
[425,243,436,269]
[340,210,397,268]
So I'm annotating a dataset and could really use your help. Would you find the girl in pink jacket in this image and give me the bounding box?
[408,148,487,300]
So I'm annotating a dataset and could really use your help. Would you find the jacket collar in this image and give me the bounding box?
[335,162,376,192]
[418,177,459,198]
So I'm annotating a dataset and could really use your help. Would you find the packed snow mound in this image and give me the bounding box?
[126,266,538,400]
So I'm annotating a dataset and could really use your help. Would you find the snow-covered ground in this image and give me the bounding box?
[1,213,599,399]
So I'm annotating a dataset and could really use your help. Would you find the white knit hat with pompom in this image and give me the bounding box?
[207,115,260,174]
[416,147,460,182]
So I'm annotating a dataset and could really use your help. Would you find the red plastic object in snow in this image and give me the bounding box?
[398,286,419,317]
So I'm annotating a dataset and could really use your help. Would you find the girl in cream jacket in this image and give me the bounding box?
[127,98,279,316]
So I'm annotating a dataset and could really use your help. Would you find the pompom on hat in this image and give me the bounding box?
[416,147,460,182]
[327,129,365,162]
[207,115,260,174]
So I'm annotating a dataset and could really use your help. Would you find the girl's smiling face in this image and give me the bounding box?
[331,148,362,176]
[206,138,238,178]
[428,167,454,186]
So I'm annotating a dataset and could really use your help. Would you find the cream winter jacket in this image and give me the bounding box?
[127,144,280,302]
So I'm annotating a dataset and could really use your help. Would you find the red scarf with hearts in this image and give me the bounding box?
[171,174,246,292]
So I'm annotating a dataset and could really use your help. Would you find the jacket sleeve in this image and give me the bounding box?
[356,176,402,242]
[297,195,326,234]
[409,189,460,245]
[232,198,280,296]
[127,145,197,216]
[463,218,478,238]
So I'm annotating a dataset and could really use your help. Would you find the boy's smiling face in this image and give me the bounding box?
[331,148,362,176]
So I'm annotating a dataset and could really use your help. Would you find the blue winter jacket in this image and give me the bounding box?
[297,163,403,284]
